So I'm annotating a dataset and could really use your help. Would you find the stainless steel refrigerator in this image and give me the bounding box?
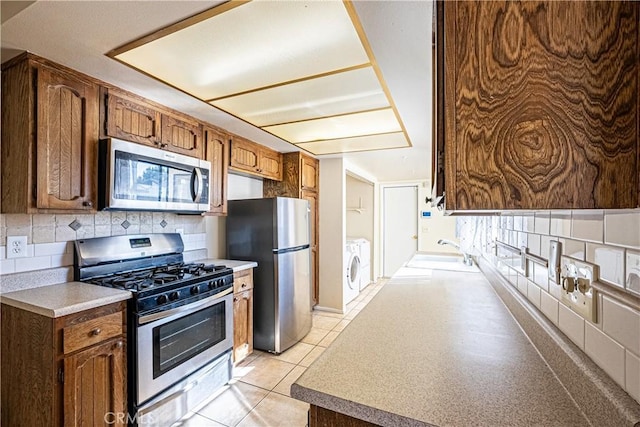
[226,197,312,354]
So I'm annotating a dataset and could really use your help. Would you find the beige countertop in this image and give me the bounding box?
[196,259,257,272]
[291,270,590,426]
[0,259,254,319]
[0,282,131,318]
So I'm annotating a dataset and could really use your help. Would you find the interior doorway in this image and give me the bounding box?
[382,185,418,277]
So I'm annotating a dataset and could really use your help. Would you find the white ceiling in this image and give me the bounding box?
[0,1,433,184]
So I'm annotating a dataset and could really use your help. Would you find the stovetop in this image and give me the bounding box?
[87,262,229,291]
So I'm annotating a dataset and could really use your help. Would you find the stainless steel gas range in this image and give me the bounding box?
[74,233,233,427]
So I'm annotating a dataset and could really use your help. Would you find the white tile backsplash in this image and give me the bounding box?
[627,351,640,403]
[534,212,550,235]
[604,210,640,249]
[586,243,625,287]
[34,241,69,257]
[15,255,52,273]
[540,291,559,325]
[627,250,640,295]
[528,234,541,257]
[602,295,640,356]
[584,322,626,388]
[550,211,572,237]
[527,280,541,308]
[558,303,585,349]
[559,238,585,261]
[572,210,604,243]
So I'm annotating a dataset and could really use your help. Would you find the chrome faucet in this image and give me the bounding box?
[437,239,473,266]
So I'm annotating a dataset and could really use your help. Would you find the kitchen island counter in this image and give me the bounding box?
[0,282,131,318]
[292,270,595,426]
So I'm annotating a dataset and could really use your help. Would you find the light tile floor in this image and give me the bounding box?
[175,280,387,427]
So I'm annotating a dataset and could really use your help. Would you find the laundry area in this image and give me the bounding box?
[344,173,375,305]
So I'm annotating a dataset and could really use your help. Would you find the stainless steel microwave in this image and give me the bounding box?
[99,138,211,213]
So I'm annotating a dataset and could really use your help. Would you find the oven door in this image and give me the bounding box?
[136,288,233,405]
[101,137,210,213]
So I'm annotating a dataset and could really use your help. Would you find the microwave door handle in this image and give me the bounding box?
[190,167,204,203]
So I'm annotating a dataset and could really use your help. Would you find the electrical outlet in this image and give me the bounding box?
[7,236,28,259]
[559,256,598,322]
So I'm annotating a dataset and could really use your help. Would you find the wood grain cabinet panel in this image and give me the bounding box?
[229,136,283,181]
[36,66,99,210]
[64,338,126,427]
[440,1,639,210]
[105,90,161,146]
[1,302,127,427]
[301,156,319,191]
[232,269,254,364]
[161,113,203,158]
[203,126,229,215]
[1,54,98,213]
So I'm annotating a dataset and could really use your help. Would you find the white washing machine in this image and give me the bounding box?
[356,238,371,290]
[344,241,361,304]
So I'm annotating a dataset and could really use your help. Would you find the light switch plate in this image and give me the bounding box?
[560,256,598,322]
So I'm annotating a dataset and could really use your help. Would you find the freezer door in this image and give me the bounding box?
[275,198,310,249]
[273,247,312,353]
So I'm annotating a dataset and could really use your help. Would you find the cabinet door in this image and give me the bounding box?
[36,66,98,210]
[259,148,283,181]
[63,338,126,427]
[444,1,638,210]
[161,114,203,158]
[300,155,319,191]
[302,190,319,305]
[230,137,260,174]
[233,290,253,364]
[105,91,161,146]
[204,127,229,215]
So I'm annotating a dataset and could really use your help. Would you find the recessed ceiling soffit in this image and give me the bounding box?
[109,0,411,155]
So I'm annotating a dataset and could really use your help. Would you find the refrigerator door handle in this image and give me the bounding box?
[273,244,310,254]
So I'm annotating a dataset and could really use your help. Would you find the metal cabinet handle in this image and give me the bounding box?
[83,201,93,207]
[90,328,101,336]
[233,297,238,302]
[241,282,247,288]
[114,341,123,349]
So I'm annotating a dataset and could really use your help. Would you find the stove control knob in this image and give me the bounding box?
[169,291,179,301]
[191,286,200,295]
[208,280,215,290]
[217,278,224,287]
[156,294,168,305]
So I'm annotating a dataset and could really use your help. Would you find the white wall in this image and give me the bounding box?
[317,158,346,312]
[417,183,458,254]
[205,173,263,259]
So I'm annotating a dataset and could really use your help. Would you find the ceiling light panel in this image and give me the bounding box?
[212,67,388,127]
[297,132,408,155]
[264,109,401,144]
[114,1,369,100]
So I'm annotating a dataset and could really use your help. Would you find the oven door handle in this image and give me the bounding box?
[139,287,233,325]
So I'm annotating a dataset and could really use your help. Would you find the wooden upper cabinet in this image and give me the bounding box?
[161,113,203,158]
[37,66,99,210]
[1,54,98,213]
[104,89,161,146]
[229,136,283,181]
[441,1,639,210]
[105,89,203,158]
[263,152,319,197]
[204,126,229,215]
[300,155,319,192]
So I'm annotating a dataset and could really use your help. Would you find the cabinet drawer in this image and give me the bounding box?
[233,269,254,293]
[63,311,123,354]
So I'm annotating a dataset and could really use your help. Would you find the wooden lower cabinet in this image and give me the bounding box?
[309,405,380,427]
[233,269,254,363]
[1,301,127,426]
